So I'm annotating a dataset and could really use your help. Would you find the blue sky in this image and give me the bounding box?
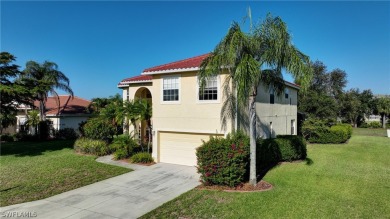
[2,1,389,100]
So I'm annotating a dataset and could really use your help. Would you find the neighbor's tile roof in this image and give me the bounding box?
[142,53,210,73]
[33,95,91,115]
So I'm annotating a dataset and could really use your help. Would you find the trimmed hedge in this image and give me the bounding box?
[131,152,154,163]
[258,135,307,164]
[74,138,110,156]
[308,125,351,144]
[303,120,353,144]
[196,132,250,187]
[360,122,381,129]
[334,124,353,138]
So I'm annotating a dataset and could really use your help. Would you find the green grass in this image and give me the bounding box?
[0,140,130,206]
[352,127,387,137]
[141,130,390,218]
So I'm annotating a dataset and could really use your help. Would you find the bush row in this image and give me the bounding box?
[302,119,353,144]
[359,121,382,129]
[73,134,151,162]
[308,124,352,144]
[196,132,307,187]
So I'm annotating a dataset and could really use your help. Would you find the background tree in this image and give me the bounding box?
[199,13,312,186]
[340,89,361,127]
[0,52,33,133]
[374,97,390,128]
[22,61,73,121]
[298,61,347,121]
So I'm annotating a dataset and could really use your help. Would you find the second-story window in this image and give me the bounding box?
[163,76,179,101]
[199,76,218,101]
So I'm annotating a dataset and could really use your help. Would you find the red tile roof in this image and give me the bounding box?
[33,96,91,115]
[142,53,210,73]
[118,75,152,86]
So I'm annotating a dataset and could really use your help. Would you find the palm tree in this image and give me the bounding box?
[123,99,141,139]
[23,61,73,121]
[26,110,40,134]
[138,99,153,152]
[199,12,312,186]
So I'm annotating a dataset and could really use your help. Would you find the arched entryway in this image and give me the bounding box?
[133,87,152,145]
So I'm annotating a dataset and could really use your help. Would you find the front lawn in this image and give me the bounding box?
[0,140,130,206]
[141,129,390,218]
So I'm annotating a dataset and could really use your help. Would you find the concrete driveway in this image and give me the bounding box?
[0,163,200,219]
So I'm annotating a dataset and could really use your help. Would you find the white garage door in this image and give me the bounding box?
[159,132,223,166]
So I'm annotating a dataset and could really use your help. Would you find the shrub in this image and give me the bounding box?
[308,126,349,144]
[196,132,250,187]
[335,123,353,138]
[114,148,129,160]
[55,128,78,140]
[360,122,382,129]
[258,135,307,164]
[301,119,329,140]
[110,135,138,160]
[0,134,14,142]
[303,119,352,144]
[74,138,110,156]
[131,152,154,163]
[78,121,87,137]
[14,132,39,142]
[83,118,115,142]
[369,121,381,129]
[38,120,51,140]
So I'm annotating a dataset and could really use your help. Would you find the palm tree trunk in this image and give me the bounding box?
[39,100,46,121]
[249,94,257,186]
[382,114,386,129]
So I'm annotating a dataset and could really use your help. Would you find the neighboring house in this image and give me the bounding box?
[118,54,299,166]
[15,96,91,134]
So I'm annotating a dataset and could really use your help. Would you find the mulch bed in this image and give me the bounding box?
[196,180,273,193]
[119,158,155,166]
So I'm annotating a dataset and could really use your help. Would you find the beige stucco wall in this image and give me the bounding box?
[238,83,298,138]
[151,72,232,161]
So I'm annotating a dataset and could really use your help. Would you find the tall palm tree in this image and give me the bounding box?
[199,13,312,186]
[23,61,73,121]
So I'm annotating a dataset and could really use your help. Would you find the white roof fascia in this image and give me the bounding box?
[141,67,199,75]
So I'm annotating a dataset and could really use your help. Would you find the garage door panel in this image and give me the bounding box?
[159,132,223,166]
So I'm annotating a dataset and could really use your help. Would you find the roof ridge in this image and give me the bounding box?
[143,53,209,72]
[47,95,91,102]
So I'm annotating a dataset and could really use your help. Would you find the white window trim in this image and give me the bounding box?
[160,75,181,104]
[196,75,221,104]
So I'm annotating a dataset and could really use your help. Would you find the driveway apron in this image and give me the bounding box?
[0,163,200,219]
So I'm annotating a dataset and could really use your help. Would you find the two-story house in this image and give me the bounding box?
[118,54,299,166]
